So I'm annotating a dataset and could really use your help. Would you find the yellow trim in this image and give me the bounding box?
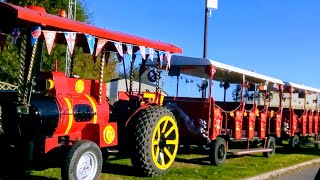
[151,115,179,170]
[75,80,85,93]
[84,94,97,124]
[103,125,115,144]
[64,98,73,134]
[46,79,54,90]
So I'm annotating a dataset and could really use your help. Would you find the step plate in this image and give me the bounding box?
[228,148,273,155]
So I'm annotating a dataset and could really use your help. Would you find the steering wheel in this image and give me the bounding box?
[147,69,157,82]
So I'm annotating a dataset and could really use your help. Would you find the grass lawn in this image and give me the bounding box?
[29,144,320,180]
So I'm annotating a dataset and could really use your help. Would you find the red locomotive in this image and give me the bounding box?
[0,2,181,179]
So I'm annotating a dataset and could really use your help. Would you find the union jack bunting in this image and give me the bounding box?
[64,32,77,54]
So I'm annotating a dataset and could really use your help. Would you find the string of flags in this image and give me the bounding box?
[21,26,173,65]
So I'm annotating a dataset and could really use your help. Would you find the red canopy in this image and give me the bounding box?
[0,2,182,53]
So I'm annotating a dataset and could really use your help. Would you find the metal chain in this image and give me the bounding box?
[23,40,38,104]
[155,56,161,93]
[17,35,27,104]
[98,51,106,104]
[160,62,170,92]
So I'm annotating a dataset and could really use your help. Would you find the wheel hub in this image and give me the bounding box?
[76,152,97,180]
[159,135,166,149]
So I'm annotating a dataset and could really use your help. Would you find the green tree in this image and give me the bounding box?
[0,0,118,84]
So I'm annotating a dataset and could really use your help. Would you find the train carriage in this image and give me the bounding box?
[280,82,320,148]
[147,55,284,165]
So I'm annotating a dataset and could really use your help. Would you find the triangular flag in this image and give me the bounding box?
[64,32,77,55]
[139,46,146,60]
[11,28,21,44]
[95,38,108,56]
[43,31,56,55]
[0,34,7,51]
[127,45,133,62]
[127,45,133,56]
[85,34,95,55]
[165,52,172,68]
[159,52,164,62]
[31,26,41,46]
[114,42,123,57]
[149,48,154,61]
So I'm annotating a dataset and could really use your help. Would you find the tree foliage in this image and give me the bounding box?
[0,0,118,84]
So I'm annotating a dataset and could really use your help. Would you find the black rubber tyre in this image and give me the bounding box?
[209,137,227,166]
[289,135,299,149]
[263,136,276,158]
[61,140,102,180]
[130,106,179,177]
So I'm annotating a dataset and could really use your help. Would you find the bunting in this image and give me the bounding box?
[95,38,108,56]
[11,28,21,44]
[165,52,172,68]
[31,26,41,46]
[159,52,164,62]
[43,31,56,55]
[127,45,133,56]
[114,42,123,57]
[85,34,95,55]
[139,46,146,60]
[149,48,154,61]
[64,32,77,54]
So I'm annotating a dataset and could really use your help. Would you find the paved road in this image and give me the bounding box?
[271,165,320,180]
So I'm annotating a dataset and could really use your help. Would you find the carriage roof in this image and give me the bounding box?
[284,82,320,94]
[148,55,283,85]
[0,2,182,53]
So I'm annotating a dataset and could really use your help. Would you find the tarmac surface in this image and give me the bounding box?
[245,158,320,180]
[271,165,320,180]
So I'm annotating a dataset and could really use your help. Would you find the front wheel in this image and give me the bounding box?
[209,137,227,166]
[131,106,179,177]
[263,136,276,158]
[61,140,102,180]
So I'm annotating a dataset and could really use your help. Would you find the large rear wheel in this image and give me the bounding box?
[131,106,179,177]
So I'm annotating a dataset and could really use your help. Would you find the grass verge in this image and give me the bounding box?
[29,144,320,180]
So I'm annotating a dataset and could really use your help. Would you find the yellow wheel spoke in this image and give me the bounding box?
[152,140,159,146]
[160,152,165,165]
[161,119,169,133]
[164,147,174,161]
[155,146,160,163]
[166,139,178,145]
[165,126,175,138]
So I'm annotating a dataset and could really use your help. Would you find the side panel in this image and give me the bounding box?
[234,110,243,140]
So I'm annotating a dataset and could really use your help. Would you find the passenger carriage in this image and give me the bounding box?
[147,55,284,165]
[280,82,320,148]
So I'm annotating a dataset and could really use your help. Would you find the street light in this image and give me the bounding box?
[203,0,218,59]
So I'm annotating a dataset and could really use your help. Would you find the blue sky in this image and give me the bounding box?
[85,0,320,98]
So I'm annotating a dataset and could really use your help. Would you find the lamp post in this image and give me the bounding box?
[203,0,218,59]
[203,0,209,59]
